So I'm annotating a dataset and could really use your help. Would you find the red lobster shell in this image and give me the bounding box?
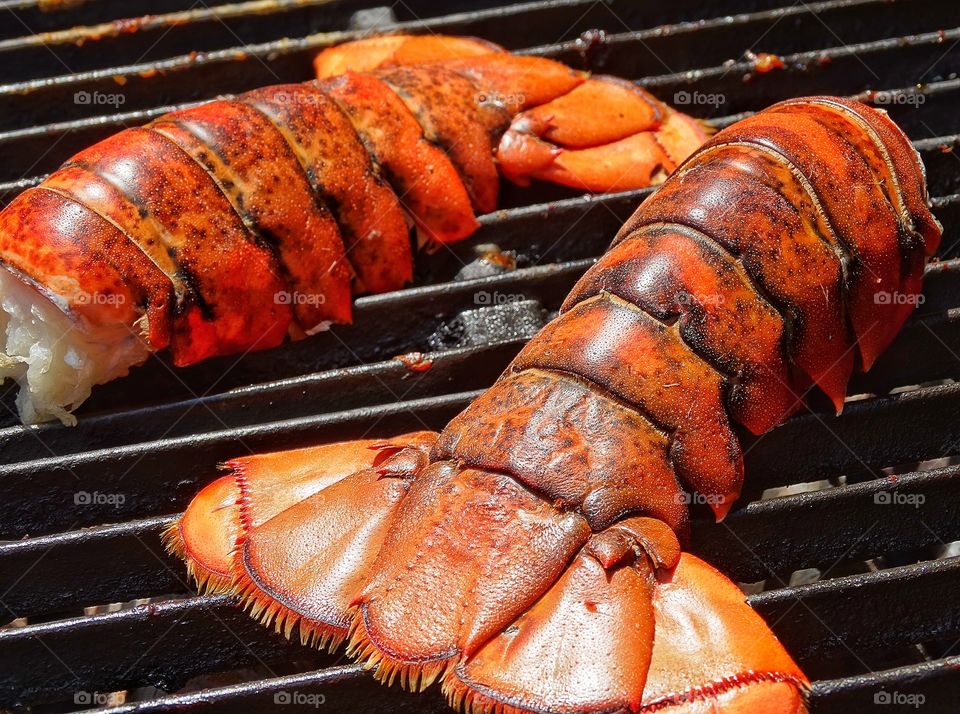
[0,35,705,424]
[169,95,940,714]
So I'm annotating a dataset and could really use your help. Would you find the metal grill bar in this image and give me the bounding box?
[1,258,960,537]
[0,0,242,41]
[6,450,960,619]
[0,0,955,183]
[0,0,795,131]
[0,0,378,83]
[5,556,960,705]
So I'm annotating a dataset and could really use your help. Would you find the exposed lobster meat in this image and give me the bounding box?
[0,35,706,425]
[168,97,941,713]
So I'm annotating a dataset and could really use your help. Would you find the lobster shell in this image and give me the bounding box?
[0,36,708,424]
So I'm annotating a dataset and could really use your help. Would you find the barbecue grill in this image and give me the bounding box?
[2,0,960,711]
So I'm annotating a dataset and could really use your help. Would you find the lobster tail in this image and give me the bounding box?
[0,35,706,424]
[348,97,935,709]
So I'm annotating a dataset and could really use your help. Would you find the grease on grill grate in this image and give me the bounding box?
[2,0,960,712]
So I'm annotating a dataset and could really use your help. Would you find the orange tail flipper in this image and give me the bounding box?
[447,544,808,714]
[164,432,437,646]
[164,473,239,595]
[442,517,676,713]
[639,555,808,712]
[347,465,592,689]
[496,77,710,192]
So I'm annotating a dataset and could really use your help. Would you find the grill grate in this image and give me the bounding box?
[2,0,960,711]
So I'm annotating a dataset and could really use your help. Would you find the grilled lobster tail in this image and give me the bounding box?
[0,35,705,425]
[169,94,939,714]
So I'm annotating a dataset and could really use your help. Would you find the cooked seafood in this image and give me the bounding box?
[0,35,705,425]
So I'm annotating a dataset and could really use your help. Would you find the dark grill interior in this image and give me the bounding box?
[2,0,960,711]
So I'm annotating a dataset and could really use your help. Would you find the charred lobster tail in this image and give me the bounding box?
[169,96,940,714]
[0,35,706,425]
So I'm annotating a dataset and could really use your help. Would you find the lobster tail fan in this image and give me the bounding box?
[444,545,658,714]
[446,551,808,714]
[494,76,709,193]
[232,444,439,651]
[345,463,594,691]
[162,474,240,597]
[167,433,437,649]
[640,554,809,712]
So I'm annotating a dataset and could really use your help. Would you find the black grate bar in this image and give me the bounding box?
[0,1,956,181]
[0,593,334,708]
[0,0,799,131]
[809,656,960,713]
[0,515,180,619]
[0,0,951,134]
[5,557,960,707]
[0,0,243,41]
[92,664,450,714]
[749,557,960,673]
[6,451,960,620]
[0,0,380,84]
[693,464,960,582]
[69,657,960,714]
